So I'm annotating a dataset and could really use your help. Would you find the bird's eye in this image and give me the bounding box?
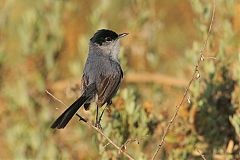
[105,37,111,41]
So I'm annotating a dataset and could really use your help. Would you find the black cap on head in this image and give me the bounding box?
[90,29,118,45]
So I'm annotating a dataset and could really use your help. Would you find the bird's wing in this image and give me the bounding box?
[97,65,122,106]
[80,73,89,93]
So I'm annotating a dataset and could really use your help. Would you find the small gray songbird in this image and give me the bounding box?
[51,29,128,129]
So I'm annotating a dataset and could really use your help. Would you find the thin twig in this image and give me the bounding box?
[197,149,207,160]
[151,0,216,159]
[83,119,135,160]
[121,136,148,151]
[46,90,135,160]
[45,90,67,107]
[121,138,140,150]
[103,142,111,149]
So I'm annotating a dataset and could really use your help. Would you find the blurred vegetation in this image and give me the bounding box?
[0,0,239,159]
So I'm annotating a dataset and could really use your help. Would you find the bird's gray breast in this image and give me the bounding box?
[83,51,121,84]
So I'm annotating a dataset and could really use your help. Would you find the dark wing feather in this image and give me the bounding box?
[97,64,122,106]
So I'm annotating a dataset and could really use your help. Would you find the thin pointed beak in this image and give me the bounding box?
[118,33,129,39]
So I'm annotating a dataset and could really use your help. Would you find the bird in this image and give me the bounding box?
[51,29,128,129]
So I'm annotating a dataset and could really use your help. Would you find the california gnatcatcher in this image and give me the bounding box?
[51,29,128,129]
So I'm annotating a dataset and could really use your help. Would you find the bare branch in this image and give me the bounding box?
[45,90,67,107]
[81,118,135,160]
[197,149,207,160]
[120,136,148,152]
[151,0,216,159]
[121,138,140,150]
[46,90,135,160]
[103,142,111,149]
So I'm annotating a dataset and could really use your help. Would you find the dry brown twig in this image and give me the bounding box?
[120,135,149,154]
[121,138,140,151]
[197,149,207,160]
[151,0,216,159]
[45,90,135,160]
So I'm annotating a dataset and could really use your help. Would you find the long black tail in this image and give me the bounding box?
[51,84,95,129]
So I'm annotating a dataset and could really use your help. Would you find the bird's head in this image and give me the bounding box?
[90,29,128,59]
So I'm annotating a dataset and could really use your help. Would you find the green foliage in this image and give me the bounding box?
[176,0,240,159]
[99,88,153,160]
[0,0,65,159]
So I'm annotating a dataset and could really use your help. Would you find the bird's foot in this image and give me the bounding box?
[94,121,102,130]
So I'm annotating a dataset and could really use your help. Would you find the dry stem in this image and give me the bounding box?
[197,149,207,160]
[46,90,135,160]
[151,0,216,159]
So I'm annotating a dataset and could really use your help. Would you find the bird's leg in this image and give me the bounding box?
[98,100,112,127]
[99,105,108,123]
[95,105,102,130]
[96,105,99,123]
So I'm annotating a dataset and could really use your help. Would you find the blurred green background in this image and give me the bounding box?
[0,0,239,159]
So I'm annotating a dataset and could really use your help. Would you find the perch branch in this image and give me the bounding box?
[45,90,135,160]
[151,0,216,159]
[197,149,207,160]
